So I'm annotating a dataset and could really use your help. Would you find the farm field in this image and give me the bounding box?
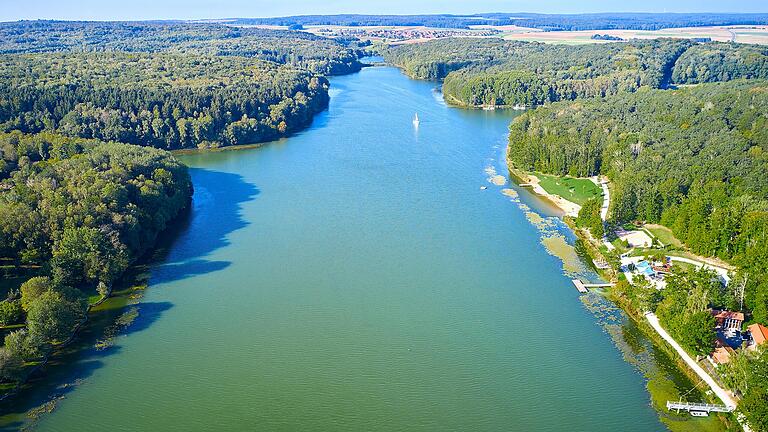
[490,25,768,45]
[244,23,768,45]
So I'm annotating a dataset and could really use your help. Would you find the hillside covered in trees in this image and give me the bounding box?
[507,80,768,316]
[0,53,330,150]
[0,131,192,382]
[382,38,768,107]
[505,75,768,430]
[0,21,365,75]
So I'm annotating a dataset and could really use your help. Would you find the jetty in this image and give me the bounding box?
[572,279,613,293]
[666,401,734,414]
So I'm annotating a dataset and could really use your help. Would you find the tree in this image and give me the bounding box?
[0,348,23,382]
[678,311,716,357]
[51,227,129,288]
[25,289,87,343]
[3,329,43,361]
[737,350,768,432]
[576,197,605,238]
[0,300,23,326]
[20,276,51,312]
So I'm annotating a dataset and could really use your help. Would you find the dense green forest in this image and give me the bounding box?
[672,42,768,83]
[0,21,365,75]
[508,80,768,318]
[382,38,768,107]
[0,53,330,149]
[0,131,192,381]
[230,13,768,31]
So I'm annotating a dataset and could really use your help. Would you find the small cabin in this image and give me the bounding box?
[711,310,745,332]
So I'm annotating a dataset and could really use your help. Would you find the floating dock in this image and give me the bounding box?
[572,279,589,293]
[572,279,614,293]
[666,401,733,414]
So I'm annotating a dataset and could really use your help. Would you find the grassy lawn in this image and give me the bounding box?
[536,173,602,205]
[644,224,683,248]
[610,238,630,254]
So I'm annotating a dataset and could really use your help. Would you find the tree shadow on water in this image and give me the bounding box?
[0,302,172,428]
[147,168,259,285]
[0,169,259,428]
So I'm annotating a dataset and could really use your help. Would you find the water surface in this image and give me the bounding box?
[21,66,666,430]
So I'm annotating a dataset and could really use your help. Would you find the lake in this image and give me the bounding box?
[5,64,670,430]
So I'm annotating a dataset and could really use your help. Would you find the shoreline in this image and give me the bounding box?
[510,154,736,430]
[561,216,737,431]
[507,166,582,217]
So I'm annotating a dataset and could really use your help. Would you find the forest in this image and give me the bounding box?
[0,53,330,149]
[0,131,192,382]
[0,21,365,75]
[383,38,768,107]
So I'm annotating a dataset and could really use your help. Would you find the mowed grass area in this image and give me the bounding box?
[644,224,683,248]
[536,173,602,205]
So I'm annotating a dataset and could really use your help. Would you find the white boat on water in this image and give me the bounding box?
[412,113,420,126]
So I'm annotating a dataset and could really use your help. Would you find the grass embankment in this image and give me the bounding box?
[535,173,602,205]
[644,224,684,248]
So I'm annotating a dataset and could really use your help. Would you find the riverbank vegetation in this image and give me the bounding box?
[0,53,330,150]
[382,38,768,107]
[0,131,192,386]
[0,21,370,151]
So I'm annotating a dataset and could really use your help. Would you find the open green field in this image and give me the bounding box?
[536,173,602,205]
[644,224,683,248]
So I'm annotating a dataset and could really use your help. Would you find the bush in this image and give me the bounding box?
[0,347,23,382]
[0,300,23,326]
[20,276,51,312]
[4,329,43,360]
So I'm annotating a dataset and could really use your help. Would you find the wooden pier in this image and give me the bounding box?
[572,279,614,293]
[666,401,733,414]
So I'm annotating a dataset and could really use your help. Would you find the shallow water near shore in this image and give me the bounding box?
[1,65,703,431]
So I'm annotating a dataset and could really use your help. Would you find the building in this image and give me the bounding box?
[747,323,768,351]
[711,346,735,365]
[710,338,736,366]
[711,310,745,332]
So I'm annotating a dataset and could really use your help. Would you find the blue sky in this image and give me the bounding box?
[2,0,767,22]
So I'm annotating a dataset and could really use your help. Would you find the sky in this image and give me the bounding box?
[2,0,767,22]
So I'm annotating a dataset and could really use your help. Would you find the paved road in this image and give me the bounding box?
[668,255,732,285]
[645,313,737,409]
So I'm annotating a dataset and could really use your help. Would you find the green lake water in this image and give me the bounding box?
[2,65,678,430]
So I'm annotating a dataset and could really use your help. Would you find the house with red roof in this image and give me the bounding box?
[747,323,768,351]
[711,309,745,332]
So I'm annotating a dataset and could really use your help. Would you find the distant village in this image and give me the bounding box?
[311,27,501,43]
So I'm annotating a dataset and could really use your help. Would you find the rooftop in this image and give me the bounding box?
[712,310,745,322]
[748,323,768,346]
